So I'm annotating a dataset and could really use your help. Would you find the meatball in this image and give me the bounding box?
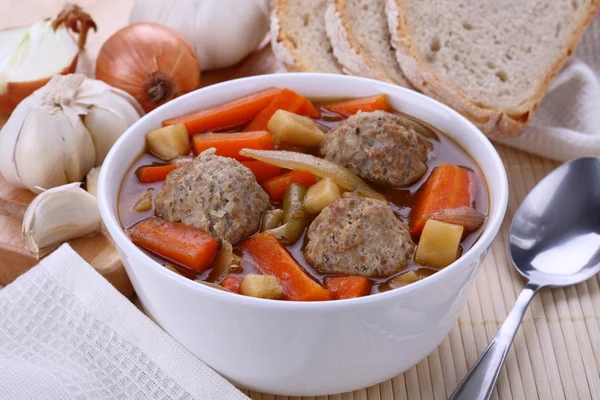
[320,110,432,187]
[303,196,415,277]
[154,148,269,244]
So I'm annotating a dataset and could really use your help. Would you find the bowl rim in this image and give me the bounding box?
[98,72,508,310]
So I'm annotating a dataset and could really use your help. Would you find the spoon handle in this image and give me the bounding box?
[449,283,539,400]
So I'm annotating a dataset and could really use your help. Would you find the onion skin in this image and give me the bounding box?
[0,44,78,116]
[96,23,201,113]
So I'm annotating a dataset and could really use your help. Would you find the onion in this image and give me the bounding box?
[239,149,385,200]
[96,23,201,113]
[0,4,96,115]
[425,206,487,231]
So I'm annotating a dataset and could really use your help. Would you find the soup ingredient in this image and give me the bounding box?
[244,89,320,132]
[426,207,486,232]
[269,183,310,244]
[154,149,269,244]
[323,276,372,300]
[169,156,194,167]
[241,161,282,183]
[241,274,284,299]
[260,209,284,232]
[96,23,200,113]
[130,0,269,70]
[0,74,143,193]
[163,88,281,133]
[193,131,275,160]
[322,94,391,118]
[415,220,464,269]
[304,177,342,214]
[242,232,331,301]
[386,271,422,289]
[0,4,96,114]
[128,217,217,272]
[135,164,178,183]
[220,276,242,294]
[239,149,385,200]
[22,183,102,258]
[304,196,415,277]
[85,167,101,197]
[262,170,317,202]
[132,188,154,212]
[321,110,432,187]
[146,124,191,160]
[411,163,475,236]
[206,240,235,283]
[267,109,325,147]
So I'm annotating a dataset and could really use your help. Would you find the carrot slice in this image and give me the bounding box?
[324,276,372,300]
[135,164,178,183]
[262,170,317,201]
[322,94,390,118]
[192,131,275,160]
[128,217,218,272]
[163,88,282,134]
[410,163,475,236]
[221,275,242,294]
[243,89,320,132]
[242,232,331,301]
[241,161,283,183]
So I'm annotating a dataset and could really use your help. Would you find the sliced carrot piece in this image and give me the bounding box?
[262,170,317,201]
[410,163,475,237]
[163,88,282,134]
[243,89,320,132]
[128,217,218,273]
[241,161,283,183]
[323,276,372,300]
[221,275,242,294]
[192,131,275,160]
[242,232,331,301]
[322,94,390,118]
[135,164,178,183]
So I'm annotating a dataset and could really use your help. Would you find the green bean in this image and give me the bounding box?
[260,209,284,232]
[269,183,310,244]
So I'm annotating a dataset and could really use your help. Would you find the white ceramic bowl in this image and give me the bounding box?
[98,73,508,396]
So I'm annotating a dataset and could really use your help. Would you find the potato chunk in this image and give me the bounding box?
[241,274,284,299]
[415,220,464,269]
[304,177,341,214]
[267,109,325,147]
[146,124,191,160]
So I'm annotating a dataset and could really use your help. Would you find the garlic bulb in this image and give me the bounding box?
[0,74,143,193]
[130,0,269,70]
[86,167,101,198]
[22,183,102,258]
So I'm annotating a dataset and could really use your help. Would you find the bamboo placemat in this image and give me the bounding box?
[242,144,600,400]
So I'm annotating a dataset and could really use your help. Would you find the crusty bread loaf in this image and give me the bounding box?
[271,0,343,73]
[325,0,412,87]
[386,0,600,137]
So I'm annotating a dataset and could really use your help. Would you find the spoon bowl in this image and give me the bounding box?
[451,157,600,399]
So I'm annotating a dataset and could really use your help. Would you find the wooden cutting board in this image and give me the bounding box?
[0,0,281,296]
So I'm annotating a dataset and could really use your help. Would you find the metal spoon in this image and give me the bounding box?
[450,157,600,400]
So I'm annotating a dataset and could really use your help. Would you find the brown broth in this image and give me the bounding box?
[118,102,489,296]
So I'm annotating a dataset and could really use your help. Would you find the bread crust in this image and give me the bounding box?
[386,0,600,138]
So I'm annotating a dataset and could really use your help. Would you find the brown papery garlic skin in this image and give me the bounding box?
[95,23,201,113]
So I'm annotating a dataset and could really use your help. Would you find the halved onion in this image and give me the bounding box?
[239,149,385,200]
[0,5,96,115]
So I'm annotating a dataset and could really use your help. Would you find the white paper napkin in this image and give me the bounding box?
[0,244,248,400]
[496,14,600,162]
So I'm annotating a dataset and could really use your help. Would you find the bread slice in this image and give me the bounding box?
[271,0,343,73]
[386,0,600,137]
[325,0,412,87]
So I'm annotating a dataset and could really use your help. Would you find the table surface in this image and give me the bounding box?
[3,1,600,399]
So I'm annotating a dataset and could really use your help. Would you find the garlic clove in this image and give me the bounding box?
[84,92,141,165]
[85,166,101,197]
[22,182,102,258]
